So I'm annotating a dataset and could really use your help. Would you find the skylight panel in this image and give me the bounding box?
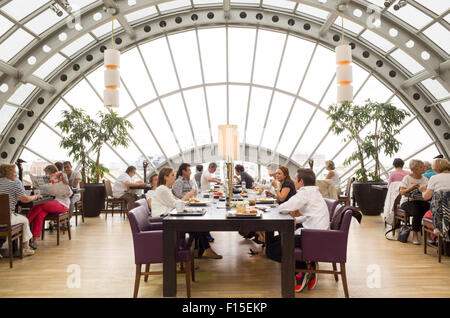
[0,14,14,38]
[32,53,67,79]
[388,3,433,30]
[157,0,192,13]
[263,0,296,10]
[91,20,121,38]
[414,0,449,15]
[360,29,395,52]
[24,8,68,35]
[0,28,34,62]
[421,79,449,100]
[125,6,157,23]
[0,104,18,134]
[390,49,424,74]
[423,22,450,55]
[7,83,36,105]
[60,33,95,57]
[193,0,222,5]
[230,0,260,5]
[1,0,49,21]
[296,4,329,20]
[333,17,364,35]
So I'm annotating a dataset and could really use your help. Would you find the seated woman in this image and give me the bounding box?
[399,159,429,245]
[27,165,72,247]
[324,160,341,194]
[152,167,222,259]
[387,158,410,188]
[265,166,296,204]
[421,159,450,243]
[145,173,158,212]
[0,164,40,255]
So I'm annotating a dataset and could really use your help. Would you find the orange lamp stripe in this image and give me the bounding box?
[105,65,119,69]
[105,85,119,89]
[337,60,351,65]
[338,81,352,85]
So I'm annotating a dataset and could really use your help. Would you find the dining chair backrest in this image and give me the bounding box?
[103,179,113,197]
[324,198,339,221]
[135,198,150,215]
[344,178,352,196]
[0,194,11,228]
[330,209,353,262]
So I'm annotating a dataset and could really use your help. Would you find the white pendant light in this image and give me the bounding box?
[103,19,120,108]
[335,17,353,104]
[218,125,239,161]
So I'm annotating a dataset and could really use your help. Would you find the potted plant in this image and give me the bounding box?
[327,100,409,215]
[57,107,133,217]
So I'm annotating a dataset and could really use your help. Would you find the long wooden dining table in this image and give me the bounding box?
[162,201,296,298]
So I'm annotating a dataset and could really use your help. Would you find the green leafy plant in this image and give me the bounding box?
[327,99,409,182]
[57,107,133,184]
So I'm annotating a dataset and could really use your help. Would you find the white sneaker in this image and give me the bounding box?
[23,248,34,257]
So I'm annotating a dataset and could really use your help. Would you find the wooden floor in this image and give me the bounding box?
[1,213,449,298]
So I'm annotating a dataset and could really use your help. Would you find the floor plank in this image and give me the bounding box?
[0,214,449,298]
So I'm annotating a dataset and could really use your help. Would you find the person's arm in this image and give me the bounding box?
[161,187,177,208]
[147,198,152,210]
[421,189,433,201]
[399,184,418,196]
[171,180,183,199]
[325,170,335,180]
[276,187,291,202]
[17,194,42,203]
[72,178,81,188]
[181,190,196,201]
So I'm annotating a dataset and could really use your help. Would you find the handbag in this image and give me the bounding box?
[397,225,411,243]
[406,189,423,201]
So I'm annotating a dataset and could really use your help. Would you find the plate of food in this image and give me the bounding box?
[170,207,206,216]
[212,192,224,197]
[186,198,209,206]
[227,208,262,218]
[256,198,275,204]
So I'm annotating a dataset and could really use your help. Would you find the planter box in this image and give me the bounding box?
[83,183,106,217]
[353,181,387,215]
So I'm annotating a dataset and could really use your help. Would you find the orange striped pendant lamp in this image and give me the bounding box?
[335,17,353,103]
[104,19,120,108]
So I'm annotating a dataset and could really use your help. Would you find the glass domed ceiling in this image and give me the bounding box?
[0,0,448,183]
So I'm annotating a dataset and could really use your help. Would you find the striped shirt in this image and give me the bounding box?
[0,177,26,215]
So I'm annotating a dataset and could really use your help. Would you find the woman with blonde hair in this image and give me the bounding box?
[399,159,429,245]
[324,160,341,194]
[266,166,297,204]
[27,164,72,247]
[421,158,450,201]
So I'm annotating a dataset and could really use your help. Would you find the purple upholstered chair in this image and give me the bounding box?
[324,198,340,221]
[295,209,353,297]
[134,198,164,224]
[127,206,194,298]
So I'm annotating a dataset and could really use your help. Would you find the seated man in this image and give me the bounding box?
[266,168,329,293]
[234,164,254,189]
[0,164,41,255]
[112,166,144,211]
[172,163,222,259]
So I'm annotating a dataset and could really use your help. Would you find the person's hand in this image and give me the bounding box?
[419,185,427,192]
[271,179,277,188]
[189,189,197,197]
[35,194,43,200]
[289,210,301,218]
[137,180,145,185]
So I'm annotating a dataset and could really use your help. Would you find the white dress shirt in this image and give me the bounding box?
[278,186,330,235]
[150,185,177,217]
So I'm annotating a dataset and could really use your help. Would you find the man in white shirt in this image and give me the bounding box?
[266,168,329,293]
[200,162,221,192]
[112,166,144,211]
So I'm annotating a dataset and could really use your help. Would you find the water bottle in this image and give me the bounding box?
[242,181,246,191]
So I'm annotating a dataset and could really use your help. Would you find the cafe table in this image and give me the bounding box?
[163,201,296,298]
[129,184,152,193]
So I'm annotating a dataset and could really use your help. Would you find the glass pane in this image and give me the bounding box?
[205,85,227,142]
[0,104,18,133]
[423,22,450,55]
[193,0,222,5]
[91,19,121,38]
[390,49,424,74]
[139,37,179,96]
[184,87,211,146]
[253,29,286,87]
[300,45,336,104]
[198,28,226,83]
[415,0,449,15]
[261,91,296,151]
[24,8,68,35]
[0,28,34,62]
[126,112,164,159]
[120,47,157,106]
[125,6,157,23]
[32,53,67,79]
[277,35,315,94]
[296,4,329,20]
[360,29,395,52]
[167,31,202,89]
[231,0,260,5]
[26,124,70,163]
[263,0,296,10]
[229,85,249,142]
[7,83,36,105]
[276,100,315,157]
[388,4,433,30]
[42,99,71,134]
[60,33,95,56]
[441,101,450,116]
[1,0,49,21]
[245,87,272,147]
[228,27,256,83]
[141,101,180,158]
[158,0,191,12]
[333,17,364,35]
[20,148,48,184]
[354,76,393,105]
[63,79,103,118]
[0,14,14,37]
[94,145,128,179]
[421,78,449,100]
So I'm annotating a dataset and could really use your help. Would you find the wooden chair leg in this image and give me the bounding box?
[8,233,13,268]
[19,232,23,259]
[185,261,191,298]
[56,218,60,246]
[81,208,84,223]
[41,222,45,240]
[180,262,184,272]
[191,255,195,282]
[133,264,141,298]
[67,218,72,240]
[423,227,427,255]
[144,264,150,282]
[340,263,349,298]
[332,263,339,282]
[438,235,442,263]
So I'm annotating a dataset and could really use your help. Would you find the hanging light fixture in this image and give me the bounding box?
[335,16,353,103]
[104,17,120,108]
